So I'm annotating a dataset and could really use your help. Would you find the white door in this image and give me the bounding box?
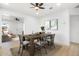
[70,15,79,43]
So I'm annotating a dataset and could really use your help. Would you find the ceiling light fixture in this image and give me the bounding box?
[35,7,39,10]
[30,3,45,11]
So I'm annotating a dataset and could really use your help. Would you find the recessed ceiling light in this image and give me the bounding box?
[56,3,61,6]
[3,3,9,5]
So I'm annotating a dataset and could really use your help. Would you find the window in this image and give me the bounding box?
[45,19,58,30]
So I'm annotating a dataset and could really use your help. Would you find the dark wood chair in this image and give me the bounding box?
[34,36,48,55]
[18,35,29,56]
[46,34,55,48]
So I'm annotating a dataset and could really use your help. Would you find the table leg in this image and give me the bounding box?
[28,40,35,56]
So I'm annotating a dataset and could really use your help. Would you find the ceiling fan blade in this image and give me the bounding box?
[30,3,36,6]
[39,3,43,6]
[39,7,45,9]
[36,3,39,6]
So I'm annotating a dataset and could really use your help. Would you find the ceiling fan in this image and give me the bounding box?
[30,3,45,10]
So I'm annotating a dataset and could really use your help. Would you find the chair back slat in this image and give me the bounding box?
[18,35,23,44]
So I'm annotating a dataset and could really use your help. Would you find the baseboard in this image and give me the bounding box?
[70,42,79,45]
[54,41,70,46]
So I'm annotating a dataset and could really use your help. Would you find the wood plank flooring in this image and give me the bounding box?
[48,43,79,56]
[0,41,79,56]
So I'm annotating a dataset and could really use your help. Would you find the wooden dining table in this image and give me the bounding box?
[24,32,55,56]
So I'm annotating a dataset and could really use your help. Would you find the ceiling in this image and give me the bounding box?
[0,3,79,17]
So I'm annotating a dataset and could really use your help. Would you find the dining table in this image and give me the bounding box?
[24,32,55,56]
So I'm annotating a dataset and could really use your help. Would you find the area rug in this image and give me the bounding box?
[10,45,62,56]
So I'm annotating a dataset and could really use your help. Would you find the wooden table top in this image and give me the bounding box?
[24,33,55,40]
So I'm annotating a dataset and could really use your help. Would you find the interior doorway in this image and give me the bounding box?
[1,15,24,43]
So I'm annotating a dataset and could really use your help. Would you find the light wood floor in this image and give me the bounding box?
[48,43,79,56]
[0,40,79,56]
[0,40,19,56]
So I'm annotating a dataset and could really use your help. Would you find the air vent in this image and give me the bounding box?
[75,5,79,8]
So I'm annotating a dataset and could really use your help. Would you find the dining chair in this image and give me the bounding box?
[46,34,55,48]
[18,35,29,56]
[34,36,48,55]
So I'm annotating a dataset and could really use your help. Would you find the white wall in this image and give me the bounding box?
[39,10,70,46]
[69,8,79,43]
[24,16,40,34]
[69,8,79,15]
[70,15,79,43]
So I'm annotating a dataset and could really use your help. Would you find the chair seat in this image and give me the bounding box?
[36,41,41,45]
[46,39,51,41]
[36,41,47,46]
[23,41,29,45]
[35,42,43,48]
